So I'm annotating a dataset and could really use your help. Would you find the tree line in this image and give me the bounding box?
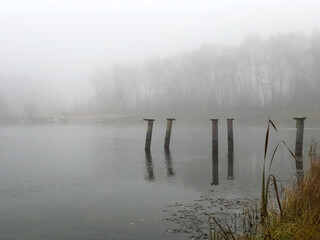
[92,32,320,114]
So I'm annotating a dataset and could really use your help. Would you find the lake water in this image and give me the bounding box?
[0,118,318,240]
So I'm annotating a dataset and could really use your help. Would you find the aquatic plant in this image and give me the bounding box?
[260,119,295,221]
[263,145,320,239]
[251,123,320,239]
[209,216,236,240]
[209,119,300,239]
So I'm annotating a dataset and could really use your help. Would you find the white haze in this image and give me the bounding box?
[0,0,319,116]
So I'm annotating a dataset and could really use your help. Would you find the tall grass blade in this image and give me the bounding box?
[282,140,297,160]
[269,174,283,216]
[264,122,270,161]
[209,217,213,240]
[226,224,236,240]
[268,142,280,175]
[262,120,270,219]
[269,119,278,132]
[212,217,230,240]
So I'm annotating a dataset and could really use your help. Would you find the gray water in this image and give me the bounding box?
[0,119,318,240]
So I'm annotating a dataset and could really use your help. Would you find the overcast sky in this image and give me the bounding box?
[0,0,320,115]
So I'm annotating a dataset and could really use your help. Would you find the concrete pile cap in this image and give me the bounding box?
[143,119,155,121]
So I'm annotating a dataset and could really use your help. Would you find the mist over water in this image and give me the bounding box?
[0,120,318,239]
[1,1,320,239]
[0,1,320,117]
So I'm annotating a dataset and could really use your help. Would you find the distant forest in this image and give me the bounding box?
[91,32,320,114]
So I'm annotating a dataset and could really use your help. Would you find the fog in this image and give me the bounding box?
[1,0,320,118]
[1,2,320,239]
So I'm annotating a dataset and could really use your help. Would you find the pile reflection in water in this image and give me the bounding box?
[227,119,234,180]
[164,148,175,177]
[211,153,219,185]
[211,119,219,185]
[144,150,155,181]
[294,117,306,180]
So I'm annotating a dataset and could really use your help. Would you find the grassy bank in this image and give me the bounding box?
[259,150,320,239]
[239,149,320,240]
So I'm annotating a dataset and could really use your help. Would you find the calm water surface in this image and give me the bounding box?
[0,119,318,240]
